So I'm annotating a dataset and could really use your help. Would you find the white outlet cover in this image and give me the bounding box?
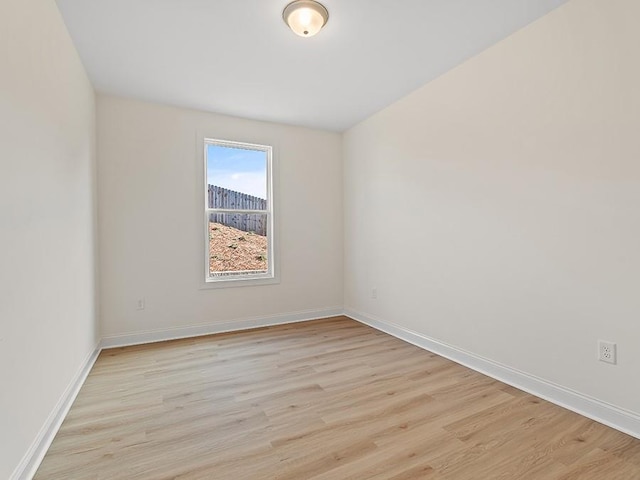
[598,340,617,365]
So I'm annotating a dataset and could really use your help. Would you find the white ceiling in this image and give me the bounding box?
[56,0,567,132]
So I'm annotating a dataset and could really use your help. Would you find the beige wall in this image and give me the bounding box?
[97,96,343,338]
[0,0,98,477]
[344,0,640,414]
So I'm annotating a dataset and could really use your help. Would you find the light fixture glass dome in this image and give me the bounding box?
[283,0,329,37]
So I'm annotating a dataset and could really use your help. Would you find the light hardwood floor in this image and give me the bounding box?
[35,317,640,479]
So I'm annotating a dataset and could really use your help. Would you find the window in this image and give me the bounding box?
[204,138,274,284]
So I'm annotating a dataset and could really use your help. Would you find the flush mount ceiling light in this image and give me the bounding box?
[283,0,329,38]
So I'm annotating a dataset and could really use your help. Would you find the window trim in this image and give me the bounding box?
[202,137,276,287]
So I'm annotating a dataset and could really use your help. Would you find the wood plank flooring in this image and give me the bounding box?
[35,317,640,479]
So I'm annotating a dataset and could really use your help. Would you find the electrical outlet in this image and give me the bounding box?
[598,340,617,365]
[371,288,377,299]
[136,298,145,311]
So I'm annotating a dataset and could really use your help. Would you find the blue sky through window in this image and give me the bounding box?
[207,144,267,199]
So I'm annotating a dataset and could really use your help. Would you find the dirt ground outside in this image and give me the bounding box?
[209,222,268,274]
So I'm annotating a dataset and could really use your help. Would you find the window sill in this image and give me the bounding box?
[200,275,280,289]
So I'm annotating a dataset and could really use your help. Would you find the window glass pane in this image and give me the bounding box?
[207,144,267,209]
[209,215,268,276]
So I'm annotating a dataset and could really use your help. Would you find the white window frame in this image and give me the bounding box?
[203,138,276,287]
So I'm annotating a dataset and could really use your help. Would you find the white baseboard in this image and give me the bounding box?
[11,307,343,479]
[100,307,344,349]
[10,343,101,480]
[344,307,640,440]
[14,306,639,480]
